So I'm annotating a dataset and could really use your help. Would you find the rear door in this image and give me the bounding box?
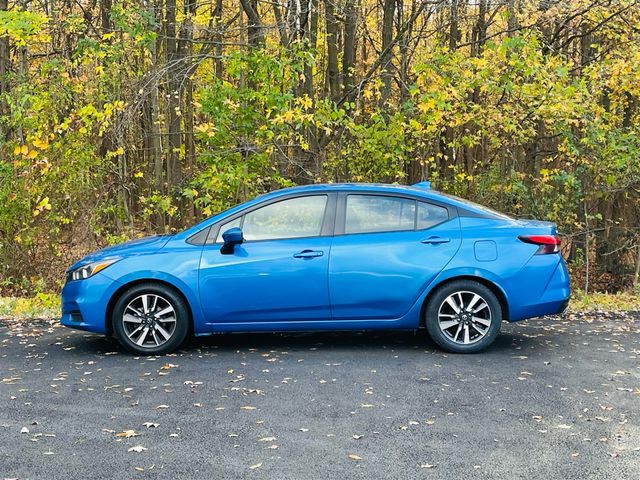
[328,193,461,320]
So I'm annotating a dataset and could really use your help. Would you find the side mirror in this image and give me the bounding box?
[220,227,244,255]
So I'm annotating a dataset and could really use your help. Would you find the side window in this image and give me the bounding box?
[417,201,449,229]
[345,195,416,234]
[215,217,242,243]
[242,195,327,241]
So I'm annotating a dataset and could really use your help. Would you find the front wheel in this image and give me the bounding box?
[112,283,189,355]
[425,280,502,353]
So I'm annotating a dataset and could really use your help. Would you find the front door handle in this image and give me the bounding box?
[421,236,450,244]
[293,250,324,258]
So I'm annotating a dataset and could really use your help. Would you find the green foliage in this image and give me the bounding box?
[0,2,639,294]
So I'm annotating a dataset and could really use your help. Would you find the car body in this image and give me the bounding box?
[61,183,570,354]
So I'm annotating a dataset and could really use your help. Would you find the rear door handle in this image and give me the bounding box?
[293,250,324,258]
[421,236,450,244]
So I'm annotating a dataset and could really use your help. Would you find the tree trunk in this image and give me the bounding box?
[0,0,11,140]
[324,0,340,102]
[165,0,183,220]
[214,0,223,78]
[342,0,357,98]
[181,0,197,223]
[240,0,265,48]
[379,0,396,108]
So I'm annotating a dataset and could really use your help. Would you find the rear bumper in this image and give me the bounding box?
[60,272,121,334]
[507,256,570,321]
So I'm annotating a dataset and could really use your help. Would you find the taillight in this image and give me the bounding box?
[518,235,561,254]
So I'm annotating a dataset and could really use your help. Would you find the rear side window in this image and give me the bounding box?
[417,202,449,229]
[345,195,416,234]
[345,195,449,234]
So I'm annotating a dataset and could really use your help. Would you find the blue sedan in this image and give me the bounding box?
[61,183,570,354]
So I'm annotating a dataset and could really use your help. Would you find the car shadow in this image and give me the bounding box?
[58,326,536,357]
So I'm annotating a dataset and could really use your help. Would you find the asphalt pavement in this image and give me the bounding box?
[1,311,639,479]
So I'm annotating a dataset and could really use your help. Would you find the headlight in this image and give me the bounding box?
[66,259,119,282]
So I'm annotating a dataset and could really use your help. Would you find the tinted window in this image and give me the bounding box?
[242,195,327,241]
[345,195,415,234]
[417,202,449,229]
[215,217,241,243]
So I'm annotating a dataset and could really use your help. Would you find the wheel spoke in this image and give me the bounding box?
[155,305,174,318]
[472,302,488,314]
[126,305,143,316]
[463,324,470,344]
[151,329,161,346]
[141,295,149,314]
[445,296,460,314]
[470,322,488,337]
[123,314,142,324]
[135,327,149,346]
[439,319,459,330]
[150,295,159,313]
[127,325,143,339]
[467,294,482,312]
[472,316,491,327]
[155,323,172,341]
[453,323,463,342]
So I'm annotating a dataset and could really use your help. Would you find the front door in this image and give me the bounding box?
[198,194,334,324]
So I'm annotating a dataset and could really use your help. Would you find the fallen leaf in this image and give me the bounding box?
[249,462,263,470]
[143,423,159,428]
[116,430,139,438]
[348,454,362,461]
[128,445,147,453]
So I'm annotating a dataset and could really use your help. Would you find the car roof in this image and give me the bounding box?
[178,182,511,240]
[259,183,465,207]
[261,182,432,198]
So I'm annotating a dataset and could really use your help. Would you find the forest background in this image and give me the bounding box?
[0,0,639,299]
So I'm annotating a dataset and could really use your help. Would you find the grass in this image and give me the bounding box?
[0,290,638,321]
[0,293,60,320]
[570,289,640,312]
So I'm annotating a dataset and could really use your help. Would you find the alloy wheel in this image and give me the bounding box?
[122,293,177,348]
[437,290,492,345]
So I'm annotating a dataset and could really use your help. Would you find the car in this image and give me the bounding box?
[60,182,570,355]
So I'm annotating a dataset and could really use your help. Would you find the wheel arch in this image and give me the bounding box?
[420,275,510,327]
[105,279,195,338]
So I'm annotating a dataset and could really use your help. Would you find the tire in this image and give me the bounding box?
[112,283,190,355]
[425,280,502,354]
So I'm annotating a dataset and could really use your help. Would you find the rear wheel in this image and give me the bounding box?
[112,283,189,355]
[425,280,502,353]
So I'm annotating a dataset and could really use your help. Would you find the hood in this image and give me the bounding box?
[67,235,172,271]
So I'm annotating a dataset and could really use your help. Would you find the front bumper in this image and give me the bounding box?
[60,272,122,334]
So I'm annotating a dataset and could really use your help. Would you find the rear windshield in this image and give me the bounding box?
[436,192,513,220]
